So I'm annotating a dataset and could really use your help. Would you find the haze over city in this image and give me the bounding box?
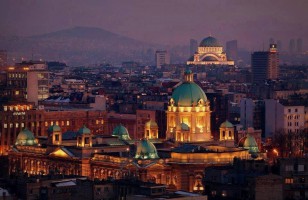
[1,0,308,50]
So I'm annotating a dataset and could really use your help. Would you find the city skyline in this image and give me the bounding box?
[1,0,308,50]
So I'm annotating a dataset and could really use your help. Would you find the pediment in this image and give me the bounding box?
[49,147,75,158]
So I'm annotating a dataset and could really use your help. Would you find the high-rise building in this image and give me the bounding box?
[277,40,282,51]
[190,39,198,56]
[289,39,296,53]
[226,40,238,62]
[0,50,7,70]
[297,38,303,53]
[155,50,170,68]
[251,44,279,84]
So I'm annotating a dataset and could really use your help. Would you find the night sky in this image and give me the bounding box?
[1,0,307,50]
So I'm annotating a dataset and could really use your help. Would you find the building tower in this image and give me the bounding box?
[190,39,198,56]
[251,44,279,84]
[155,50,170,68]
[144,120,158,139]
[297,38,303,53]
[77,125,92,147]
[47,125,62,146]
[226,40,238,62]
[219,120,234,141]
[289,39,295,54]
[166,69,211,143]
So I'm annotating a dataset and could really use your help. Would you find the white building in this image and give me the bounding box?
[265,99,306,138]
[155,50,170,68]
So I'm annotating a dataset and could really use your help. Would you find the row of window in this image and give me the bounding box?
[2,120,104,129]
[287,115,301,120]
[8,73,27,79]
[287,122,300,127]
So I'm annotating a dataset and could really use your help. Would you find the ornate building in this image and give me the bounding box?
[166,69,211,142]
[187,36,234,66]
[8,70,261,193]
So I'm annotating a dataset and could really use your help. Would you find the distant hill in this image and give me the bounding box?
[0,27,162,66]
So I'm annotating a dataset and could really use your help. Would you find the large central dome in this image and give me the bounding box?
[199,36,221,47]
[171,70,207,107]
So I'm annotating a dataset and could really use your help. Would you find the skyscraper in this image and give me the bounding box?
[289,39,295,53]
[155,50,170,68]
[297,38,303,53]
[251,44,279,84]
[190,39,198,56]
[226,40,238,62]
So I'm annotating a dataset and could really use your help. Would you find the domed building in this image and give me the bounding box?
[187,36,234,66]
[15,128,37,146]
[112,124,131,140]
[135,138,159,159]
[239,133,259,158]
[166,69,211,142]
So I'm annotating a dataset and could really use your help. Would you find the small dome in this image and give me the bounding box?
[239,134,259,156]
[15,128,37,146]
[145,120,158,129]
[171,82,207,107]
[112,125,131,140]
[135,138,159,160]
[78,125,91,135]
[199,36,221,47]
[47,124,61,134]
[220,120,234,128]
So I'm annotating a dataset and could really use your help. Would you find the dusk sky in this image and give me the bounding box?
[1,0,308,50]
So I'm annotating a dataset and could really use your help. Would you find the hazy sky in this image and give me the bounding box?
[1,0,307,50]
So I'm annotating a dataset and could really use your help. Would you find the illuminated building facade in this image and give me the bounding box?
[187,36,234,66]
[166,70,212,142]
[0,103,107,154]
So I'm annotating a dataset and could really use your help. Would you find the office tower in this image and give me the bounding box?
[155,50,170,68]
[5,61,49,105]
[297,38,303,53]
[226,40,238,62]
[277,40,282,51]
[251,44,279,84]
[289,39,295,53]
[190,39,198,56]
[0,50,8,70]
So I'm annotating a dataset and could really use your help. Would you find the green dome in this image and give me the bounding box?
[239,134,259,157]
[220,120,233,128]
[47,124,61,134]
[171,82,207,107]
[145,120,158,129]
[199,36,221,47]
[78,125,91,135]
[15,128,37,146]
[135,138,159,160]
[112,125,131,140]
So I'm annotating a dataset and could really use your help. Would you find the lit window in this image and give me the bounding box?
[4,124,7,128]
[285,178,293,184]
[101,120,104,125]
[15,123,19,128]
[51,121,54,126]
[66,121,70,126]
[45,122,48,127]
[4,106,7,111]
[21,123,24,127]
[56,121,59,126]
[10,123,13,128]
[96,120,99,125]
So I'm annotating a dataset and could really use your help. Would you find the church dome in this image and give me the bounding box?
[220,120,233,128]
[145,120,158,129]
[171,79,207,107]
[15,128,37,146]
[239,134,259,157]
[112,124,131,140]
[199,36,221,47]
[135,138,159,160]
[78,125,91,135]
